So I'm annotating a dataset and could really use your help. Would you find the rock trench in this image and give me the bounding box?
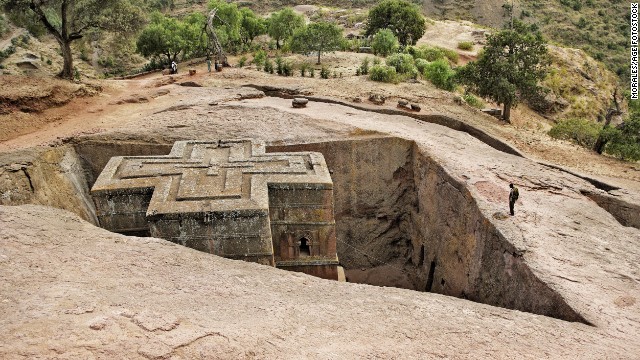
[0,134,612,324]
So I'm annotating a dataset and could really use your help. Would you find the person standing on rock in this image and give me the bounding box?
[509,183,519,216]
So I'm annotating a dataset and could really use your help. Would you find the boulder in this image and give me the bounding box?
[368,94,385,105]
[410,104,421,112]
[292,98,309,108]
[179,81,202,88]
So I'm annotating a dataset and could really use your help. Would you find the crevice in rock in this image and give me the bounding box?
[269,137,591,325]
[1,135,593,325]
[539,162,620,192]
[580,189,640,229]
[21,168,34,193]
[426,260,436,292]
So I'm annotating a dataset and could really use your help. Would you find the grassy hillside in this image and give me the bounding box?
[523,0,629,84]
[420,0,629,85]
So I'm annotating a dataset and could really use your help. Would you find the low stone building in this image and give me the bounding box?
[91,139,341,280]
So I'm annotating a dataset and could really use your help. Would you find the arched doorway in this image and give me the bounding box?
[299,237,311,257]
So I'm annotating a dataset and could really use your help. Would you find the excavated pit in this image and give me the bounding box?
[1,135,599,324]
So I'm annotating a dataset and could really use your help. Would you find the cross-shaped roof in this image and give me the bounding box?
[91,139,333,218]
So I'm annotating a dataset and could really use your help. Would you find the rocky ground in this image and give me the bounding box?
[1,22,640,358]
[0,204,637,359]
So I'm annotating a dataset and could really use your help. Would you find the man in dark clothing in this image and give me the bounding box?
[509,183,519,216]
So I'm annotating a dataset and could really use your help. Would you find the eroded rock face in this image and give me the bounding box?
[0,205,637,359]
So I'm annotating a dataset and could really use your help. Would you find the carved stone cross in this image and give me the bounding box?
[91,139,340,280]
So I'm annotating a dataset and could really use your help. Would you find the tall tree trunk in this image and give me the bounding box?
[503,103,511,123]
[316,50,321,65]
[60,39,74,79]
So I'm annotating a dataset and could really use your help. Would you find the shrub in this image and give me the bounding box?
[309,67,315,78]
[253,50,267,69]
[299,62,311,77]
[415,58,429,74]
[369,64,397,83]
[320,66,330,79]
[238,56,247,67]
[457,41,473,51]
[462,93,484,108]
[424,59,456,91]
[440,47,459,63]
[98,56,116,68]
[548,118,602,148]
[412,45,459,63]
[359,57,370,75]
[79,47,90,62]
[371,28,399,57]
[0,44,16,62]
[411,45,443,61]
[282,60,294,76]
[264,59,274,73]
[275,56,284,75]
[601,116,640,161]
[386,53,415,74]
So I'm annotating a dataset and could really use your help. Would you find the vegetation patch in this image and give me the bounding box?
[457,41,473,51]
[548,118,602,148]
[369,64,397,83]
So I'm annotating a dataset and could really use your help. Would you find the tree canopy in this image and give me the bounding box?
[239,7,266,46]
[136,12,204,64]
[206,0,242,53]
[371,28,399,57]
[457,20,549,122]
[1,0,145,79]
[267,8,304,50]
[290,22,343,64]
[364,0,426,46]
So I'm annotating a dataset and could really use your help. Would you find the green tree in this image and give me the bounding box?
[136,12,202,64]
[365,0,426,46]
[371,28,399,57]
[424,59,456,90]
[1,0,144,79]
[602,115,640,161]
[144,0,175,11]
[457,20,548,122]
[239,8,266,46]
[208,0,242,53]
[267,8,304,50]
[290,22,343,64]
